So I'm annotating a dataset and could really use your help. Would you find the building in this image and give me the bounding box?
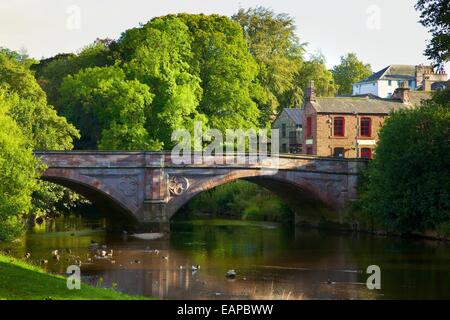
[272,108,303,153]
[352,64,447,98]
[303,81,430,159]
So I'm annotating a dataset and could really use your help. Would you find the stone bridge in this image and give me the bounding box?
[34,151,367,232]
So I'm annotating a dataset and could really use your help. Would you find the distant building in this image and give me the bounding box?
[272,108,303,153]
[303,81,431,159]
[352,64,447,98]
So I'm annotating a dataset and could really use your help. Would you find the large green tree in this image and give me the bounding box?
[292,54,337,98]
[176,13,260,131]
[360,98,450,233]
[34,40,112,110]
[60,66,161,150]
[0,91,40,240]
[232,7,305,123]
[415,0,450,66]
[0,51,81,221]
[118,16,206,147]
[332,53,372,95]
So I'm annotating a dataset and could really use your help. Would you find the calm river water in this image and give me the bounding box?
[2,216,450,299]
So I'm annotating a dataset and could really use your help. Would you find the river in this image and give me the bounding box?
[1,215,450,299]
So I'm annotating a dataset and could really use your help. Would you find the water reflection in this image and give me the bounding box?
[1,216,450,299]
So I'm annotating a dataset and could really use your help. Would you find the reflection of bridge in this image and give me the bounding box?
[35,151,367,231]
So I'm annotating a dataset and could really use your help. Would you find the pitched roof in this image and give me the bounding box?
[310,92,432,114]
[312,97,406,114]
[283,108,302,124]
[355,65,416,84]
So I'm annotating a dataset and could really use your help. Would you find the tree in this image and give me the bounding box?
[119,16,206,147]
[34,40,112,110]
[60,65,161,150]
[232,7,305,124]
[332,53,372,95]
[292,54,337,98]
[415,0,450,66]
[0,50,81,220]
[0,52,80,150]
[0,91,40,240]
[174,14,261,132]
[360,99,450,233]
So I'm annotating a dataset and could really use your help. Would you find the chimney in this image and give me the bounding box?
[305,80,316,102]
[393,81,410,103]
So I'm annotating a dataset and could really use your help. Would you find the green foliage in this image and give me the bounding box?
[120,16,206,147]
[294,54,337,97]
[233,7,305,123]
[332,53,372,95]
[60,66,161,150]
[177,13,260,131]
[186,180,293,223]
[0,99,40,240]
[34,41,112,109]
[415,0,450,66]
[360,99,450,233]
[0,53,79,150]
[0,50,82,228]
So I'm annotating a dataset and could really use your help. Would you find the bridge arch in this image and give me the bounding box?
[41,168,138,223]
[165,169,341,221]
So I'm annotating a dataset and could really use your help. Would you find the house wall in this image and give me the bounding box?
[353,80,417,98]
[302,102,386,158]
[352,81,378,96]
[272,111,300,153]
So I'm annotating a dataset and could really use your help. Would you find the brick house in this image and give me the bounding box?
[302,81,430,159]
[272,108,303,153]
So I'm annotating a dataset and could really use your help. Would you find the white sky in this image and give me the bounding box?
[1,0,448,72]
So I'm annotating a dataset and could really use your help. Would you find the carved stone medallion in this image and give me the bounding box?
[168,176,189,196]
[119,176,138,197]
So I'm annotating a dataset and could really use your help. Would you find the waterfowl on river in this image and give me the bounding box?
[226,269,237,278]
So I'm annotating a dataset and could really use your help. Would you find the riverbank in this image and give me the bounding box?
[0,254,147,300]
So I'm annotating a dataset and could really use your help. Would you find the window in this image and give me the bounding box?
[333,117,345,137]
[360,148,372,159]
[388,80,392,86]
[288,131,298,145]
[306,117,312,137]
[360,117,372,137]
[333,147,345,158]
[281,143,287,153]
[306,147,313,155]
[281,123,287,138]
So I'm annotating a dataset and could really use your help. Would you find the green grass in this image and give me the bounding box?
[0,254,148,300]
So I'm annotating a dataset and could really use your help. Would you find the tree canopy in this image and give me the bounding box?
[360,96,450,233]
[332,53,372,95]
[415,0,450,66]
[233,7,305,122]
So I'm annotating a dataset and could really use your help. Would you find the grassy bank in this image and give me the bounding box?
[0,254,146,300]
